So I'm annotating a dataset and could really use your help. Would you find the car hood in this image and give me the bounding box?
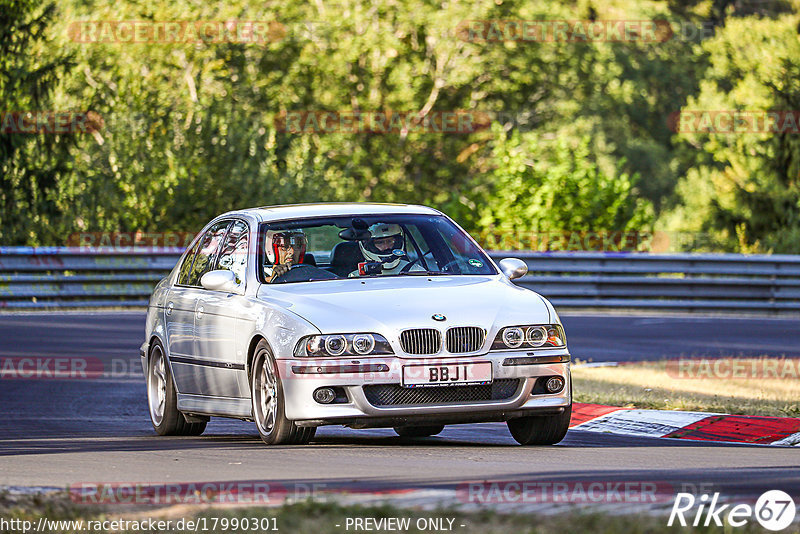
[256,275,551,337]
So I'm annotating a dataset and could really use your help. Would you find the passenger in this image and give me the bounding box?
[264,230,307,283]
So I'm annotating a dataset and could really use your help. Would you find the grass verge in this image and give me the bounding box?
[572,358,800,417]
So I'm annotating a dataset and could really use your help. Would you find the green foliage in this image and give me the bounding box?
[51,0,501,234]
[475,125,654,239]
[666,13,800,252]
[1,0,798,250]
[0,0,74,244]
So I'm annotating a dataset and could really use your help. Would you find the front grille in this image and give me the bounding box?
[400,329,442,355]
[363,379,520,407]
[446,327,485,353]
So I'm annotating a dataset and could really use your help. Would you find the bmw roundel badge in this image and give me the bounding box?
[432,314,446,321]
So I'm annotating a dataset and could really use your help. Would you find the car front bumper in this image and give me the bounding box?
[275,349,572,427]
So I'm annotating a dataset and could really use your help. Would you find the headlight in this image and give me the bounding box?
[324,335,347,356]
[526,326,547,347]
[295,333,393,357]
[502,327,524,348]
[491,324,566,350]
[352,334,376,355]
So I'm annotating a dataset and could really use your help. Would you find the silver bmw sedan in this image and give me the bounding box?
[141,203,572,445]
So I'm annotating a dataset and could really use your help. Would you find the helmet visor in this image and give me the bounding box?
[272,234,307,248]
[363,234,404,256]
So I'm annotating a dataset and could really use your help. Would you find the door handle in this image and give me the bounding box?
[196,305,205,319]
[166,302,174,316]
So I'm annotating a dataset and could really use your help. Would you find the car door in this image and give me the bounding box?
[164,238,201,393]
[166,220,230,395]
[194,219,250,398]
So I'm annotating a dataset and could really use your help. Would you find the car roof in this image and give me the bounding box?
[220,202,443,223]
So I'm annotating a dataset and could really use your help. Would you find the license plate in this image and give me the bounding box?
[402,362,492,388]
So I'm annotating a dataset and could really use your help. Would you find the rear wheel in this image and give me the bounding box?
[147,340,207,436]
[393,425,445,438]
[507,405,572,445]
[250,340,315,445]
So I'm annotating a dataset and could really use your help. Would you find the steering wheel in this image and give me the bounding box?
[271,263,316,283]
[399,256,421,273]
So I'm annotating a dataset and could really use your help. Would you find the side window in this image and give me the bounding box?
[217,221,249,284]
[176,239,202,286]
[186,221,231,287]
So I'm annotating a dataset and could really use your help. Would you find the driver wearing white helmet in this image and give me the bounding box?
[349,223,425,276]
[264,230,307,283]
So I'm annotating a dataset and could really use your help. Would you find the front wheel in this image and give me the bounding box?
[250,340,315,445]
[393,425,445,438]
[507,405,572,445]
[147,340,206,436]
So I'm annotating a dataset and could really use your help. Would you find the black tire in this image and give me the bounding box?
[393,425,445,438]
[147,340,207,436]
[507,405,572,445]
[250,339,314,445]
[290,426,317,444]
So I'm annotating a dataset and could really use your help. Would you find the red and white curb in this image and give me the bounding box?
[570,403,800,446]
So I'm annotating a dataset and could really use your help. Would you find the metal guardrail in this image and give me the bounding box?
[0,247,179,309]
[508,252,800,313]
[1,247,799,313]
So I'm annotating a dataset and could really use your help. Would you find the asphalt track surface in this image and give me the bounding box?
[0,312,798,512]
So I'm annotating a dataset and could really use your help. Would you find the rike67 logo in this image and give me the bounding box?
[669,490,796,531]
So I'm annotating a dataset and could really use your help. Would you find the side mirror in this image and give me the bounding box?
[498,258,528,281]
[200,270,243,294]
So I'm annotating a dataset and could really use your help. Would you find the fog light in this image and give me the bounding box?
[545,376,565,393]
[313,387,337,404]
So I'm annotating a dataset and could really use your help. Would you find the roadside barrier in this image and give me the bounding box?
[1,247,798,313]
[510,251,800,313]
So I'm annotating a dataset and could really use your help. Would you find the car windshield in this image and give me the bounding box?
[259,214,497,283]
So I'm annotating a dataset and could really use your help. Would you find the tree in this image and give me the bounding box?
[0,0,74,244]
[666,14,800,252]
[474,124,654,248]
